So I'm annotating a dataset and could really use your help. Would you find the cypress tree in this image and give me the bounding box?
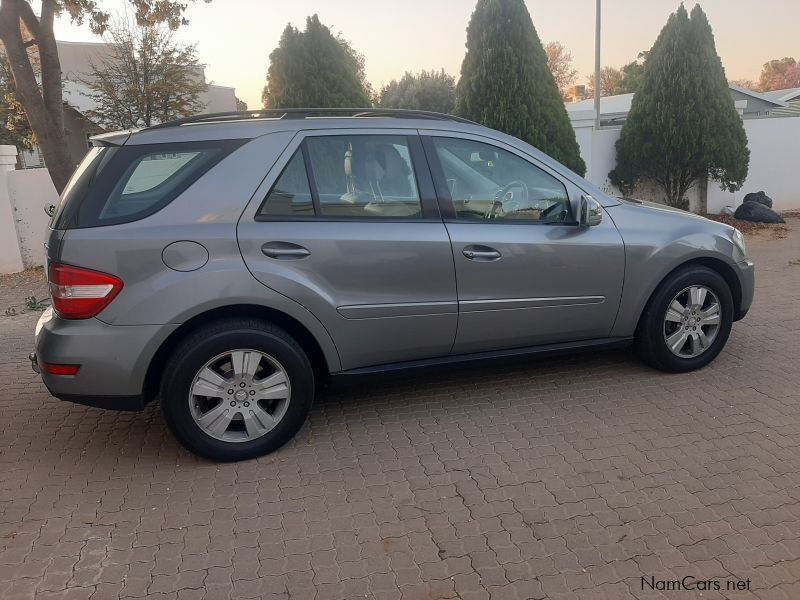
[263,15,371,109]
[610,4,749,209]
[456,0,586,175]
[378,70,456,114]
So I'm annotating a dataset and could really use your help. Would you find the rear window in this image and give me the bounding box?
[53,139,245,229]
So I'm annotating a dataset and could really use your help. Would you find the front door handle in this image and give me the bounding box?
[462,245,501,261]
[261,241,311,259]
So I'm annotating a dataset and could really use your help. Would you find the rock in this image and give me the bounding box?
[743,191,773,208]
[721,205,735,216]
[734,200,785,224]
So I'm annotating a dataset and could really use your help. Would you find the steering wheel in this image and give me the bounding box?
[486,180,529,219]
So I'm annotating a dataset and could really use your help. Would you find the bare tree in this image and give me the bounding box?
[586,66,624,97]
[0,0,209,193]
[83,19,207,129]
[544,41,577,99]
[728,78,757,90]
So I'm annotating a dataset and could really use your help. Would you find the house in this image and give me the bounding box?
[759,87,800,117]
[727,85,792,118]
[19,40,238,169]
[566,84,792,127]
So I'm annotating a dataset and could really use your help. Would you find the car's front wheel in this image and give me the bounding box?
[635,265,734,373]
[160,318,314,461]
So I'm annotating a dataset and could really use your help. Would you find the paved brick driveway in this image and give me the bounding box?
[1,221,799,600]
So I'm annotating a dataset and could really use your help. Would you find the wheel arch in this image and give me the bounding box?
[634,256,743,335]
[142,304,334,403]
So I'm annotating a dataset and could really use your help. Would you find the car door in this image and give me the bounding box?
[238,129,458,370]
[421,131,625,355]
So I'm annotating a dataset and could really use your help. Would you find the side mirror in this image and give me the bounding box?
[578,195,603,227]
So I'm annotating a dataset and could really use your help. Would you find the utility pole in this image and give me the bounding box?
[594,0,601,130]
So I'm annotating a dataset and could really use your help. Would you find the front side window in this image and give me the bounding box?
[431,137,571,222]
[259,135,423,219]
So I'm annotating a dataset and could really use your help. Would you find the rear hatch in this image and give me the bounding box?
[46,132,132,266]
[44,228,63,273]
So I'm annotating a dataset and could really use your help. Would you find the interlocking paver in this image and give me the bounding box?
[1,219,800,599]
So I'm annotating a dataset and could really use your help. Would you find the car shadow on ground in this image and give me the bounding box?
[11,345,658,466]
[317,347,648,408]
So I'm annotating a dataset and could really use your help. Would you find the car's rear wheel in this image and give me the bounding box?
[635,265,734,372]
[160,318,314,461]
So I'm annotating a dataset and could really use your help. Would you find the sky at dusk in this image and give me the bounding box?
[50,0,800,109]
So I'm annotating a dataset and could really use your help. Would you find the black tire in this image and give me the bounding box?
[635,265,734,373]
[160,318,314,461]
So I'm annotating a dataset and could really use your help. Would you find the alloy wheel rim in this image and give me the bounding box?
[188,349,291,443]
[663,285,722,359]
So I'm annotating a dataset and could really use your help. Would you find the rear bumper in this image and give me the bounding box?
[32,308,177,411]
[49,392,145,411]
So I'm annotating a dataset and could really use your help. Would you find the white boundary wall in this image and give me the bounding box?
[0,146,25,273]
[571,110,800,213]
[706,117,800,213]
[6,169,59,269]
[0,145,59,274]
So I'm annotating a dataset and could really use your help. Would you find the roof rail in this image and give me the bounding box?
[145,108,478,130]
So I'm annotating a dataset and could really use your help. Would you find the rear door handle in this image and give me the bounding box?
[462,245,501,261]
[261,242,311,259]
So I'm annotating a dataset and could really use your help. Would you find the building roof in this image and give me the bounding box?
[56,40,113,81]
[62,79,96,116]
[566,85,789,122]
[759,87,800,103]
[566,93,635,117]
[728,84,788,107]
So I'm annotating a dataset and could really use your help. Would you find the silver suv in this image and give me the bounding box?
[31,109,754,461]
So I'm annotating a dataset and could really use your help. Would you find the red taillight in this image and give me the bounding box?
[41,362,81,376]
[48,262,123,319]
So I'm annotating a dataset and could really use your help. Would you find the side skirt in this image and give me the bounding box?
[329,336,634,381]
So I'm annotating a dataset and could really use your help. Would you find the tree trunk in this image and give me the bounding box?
[0,0,74,194]
[698,176,708,214]
[660,173,695,211]
[33,119,74,192]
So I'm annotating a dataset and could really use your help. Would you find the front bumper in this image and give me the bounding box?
[735,258,755,321]
[32,308,178,411]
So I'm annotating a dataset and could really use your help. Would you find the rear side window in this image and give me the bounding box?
[258,150,313,217]
[54,139,244,229]
[258,135,423,219]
